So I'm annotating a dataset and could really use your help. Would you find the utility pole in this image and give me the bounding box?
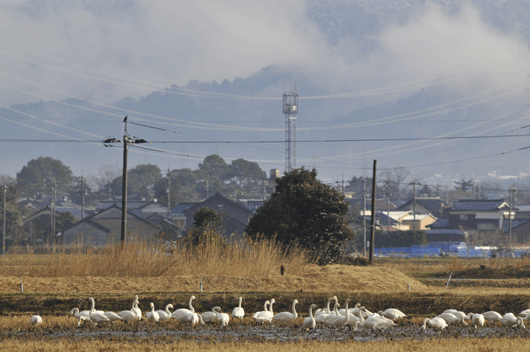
[509,186,515,246]
[80,175,86,219]
[103,116,147,244]
[2,185,6,255]
[410,180,421,231]
[362,179,366,257]
[52,178,57,244]
[167,167,171,219]
[369,160,377,264]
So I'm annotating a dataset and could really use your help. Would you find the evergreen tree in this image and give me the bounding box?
[246,167,354,265]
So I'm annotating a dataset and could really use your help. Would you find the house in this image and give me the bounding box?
[400,213,437,231]
[170,202,197,227]
[61,205,161,246]
[360,199,397,216]
[396,197,447,218]
[425,229,466,242]
[184,192,255,239]
[447,199,512,232]
[22,206,64,245]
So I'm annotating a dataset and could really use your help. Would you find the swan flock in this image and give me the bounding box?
[40,295,528,335]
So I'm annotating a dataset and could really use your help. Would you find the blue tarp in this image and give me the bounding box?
[374,242,492,258]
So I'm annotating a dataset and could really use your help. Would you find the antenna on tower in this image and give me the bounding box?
[283,81,298,172]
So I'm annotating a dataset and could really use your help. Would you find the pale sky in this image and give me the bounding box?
[0,0,529,184]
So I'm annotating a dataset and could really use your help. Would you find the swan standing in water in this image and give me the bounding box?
[69,308,90,326]
[156,304,174,322]
[31,315,42,326]
[103,311,123,323]
[88,297,111,326]
[482,311,503,325]
[118,298,140,323]
[218,309,230,327]
[436,312,465,326]
[315,297,334,316]
[303,304,317,331]
[145,302,160,327]
[132,295,142,321]
[499,313,525,329]
[231,296,245,323]
[378,308,407,321]
[442,309,472,326]
[272,299,298,324]
[328,299,351,330]
[253,299,275,324]
[421,317,448,331]
[172,295,196,319]
[472,313,485,328]
[202,306,222,323]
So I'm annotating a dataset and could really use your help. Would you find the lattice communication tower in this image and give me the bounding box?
[283,84,298,172]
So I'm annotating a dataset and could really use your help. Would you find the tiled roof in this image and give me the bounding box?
[452,199,507,211]
[427,218,451,229]
[171,202,197,215]
[415,197,447,211]
[501,219,530,232]
[426,229,465,235]
[96,201,147,210]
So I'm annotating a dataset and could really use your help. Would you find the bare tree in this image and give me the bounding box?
[92,165,120,201]
[381,167,410,203]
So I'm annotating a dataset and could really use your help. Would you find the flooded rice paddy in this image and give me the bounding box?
[3,320,529,343]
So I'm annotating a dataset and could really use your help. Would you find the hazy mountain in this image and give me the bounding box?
[3,0,530,188]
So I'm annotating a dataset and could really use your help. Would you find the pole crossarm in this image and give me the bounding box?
[101,117,147,244]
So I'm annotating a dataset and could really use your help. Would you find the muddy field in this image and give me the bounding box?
[1,292,530,345]
[2,315,529,345]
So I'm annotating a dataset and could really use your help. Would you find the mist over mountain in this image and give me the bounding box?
[1,0,530,189]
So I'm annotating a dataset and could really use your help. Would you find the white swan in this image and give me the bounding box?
[145,302,160,326]
[88,297,111,326]
[378,308,407,321]
[272,299,298,324]
[421,317,448,331]
[303,304,317,330]
[327,299,351,330]
[315,297,334,316]
[69,308,90,326]
[31,315,42,326]
[156,304,174,322]
[103,311,123,323]
[218,310,230,327]
[500,313,525,329]
[442,309,472,325]
[118,298,140,323]
[357,315,395,330]
[472,313,485,329]
[202,306,222,323]
[315,298,335,327]
[518,308,530,317]
[253,299,275,324]
[436,312,465,325]
[482,311,503,324]
[231,296,245,323]
[172,295,196,319]
[132,295,142,321]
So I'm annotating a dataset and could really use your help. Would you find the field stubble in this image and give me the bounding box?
[2,244,530,350]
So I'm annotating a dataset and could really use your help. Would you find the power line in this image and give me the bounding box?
[1,134,530,144]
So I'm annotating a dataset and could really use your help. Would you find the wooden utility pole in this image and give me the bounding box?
[103,116,147,245]
[2,185,6,255]
[369,160,377,264]
[121,131,130,244]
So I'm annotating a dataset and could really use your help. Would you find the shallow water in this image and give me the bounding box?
[5,323,529,343]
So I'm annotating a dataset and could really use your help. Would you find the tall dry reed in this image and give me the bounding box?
[3,238,310,278]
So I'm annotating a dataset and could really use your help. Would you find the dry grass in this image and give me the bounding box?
[3,338,530,352]
[0,239,308,278]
